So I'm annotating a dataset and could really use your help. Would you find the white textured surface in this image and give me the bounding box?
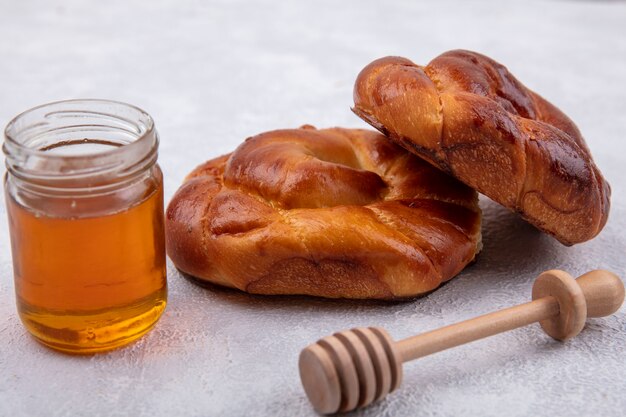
[1,1,626,416]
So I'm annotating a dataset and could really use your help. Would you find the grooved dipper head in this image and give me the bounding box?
[299,327,402,414]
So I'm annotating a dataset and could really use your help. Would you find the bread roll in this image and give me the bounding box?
[353,50,610,245]
[166,126,481,299]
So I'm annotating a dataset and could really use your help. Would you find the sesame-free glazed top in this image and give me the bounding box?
[353,50,610,245]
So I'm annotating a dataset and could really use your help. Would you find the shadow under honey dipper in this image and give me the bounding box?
[298,269,625,414]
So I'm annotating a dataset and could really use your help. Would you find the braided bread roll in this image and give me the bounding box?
[353,50,610,245]
[166,126,481,299]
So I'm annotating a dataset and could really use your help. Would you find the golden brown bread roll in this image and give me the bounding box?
[353,50,610,245]
[166,126,481,299]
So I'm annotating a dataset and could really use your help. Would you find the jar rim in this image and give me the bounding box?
[3,99,159,194]
[4,98,155,161]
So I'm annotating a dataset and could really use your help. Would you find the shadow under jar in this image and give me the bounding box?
[3,99,167,354]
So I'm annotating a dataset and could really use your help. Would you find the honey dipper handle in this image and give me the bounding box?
[575,270,625,318]
[396,297,559,362]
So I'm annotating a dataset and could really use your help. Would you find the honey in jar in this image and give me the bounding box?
[3,100,167,353]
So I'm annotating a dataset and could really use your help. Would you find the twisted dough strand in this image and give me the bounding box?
[353,50,610,245]
[166,126,482,299]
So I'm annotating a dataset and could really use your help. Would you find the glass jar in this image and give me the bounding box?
[3,99,167,354]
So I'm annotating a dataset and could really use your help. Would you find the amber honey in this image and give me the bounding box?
[6,180,166,353]
[4,99,168,353]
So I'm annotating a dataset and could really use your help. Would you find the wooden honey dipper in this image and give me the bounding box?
[299,269,625,414]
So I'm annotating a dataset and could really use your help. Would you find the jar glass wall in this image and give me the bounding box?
[3,99,167,353]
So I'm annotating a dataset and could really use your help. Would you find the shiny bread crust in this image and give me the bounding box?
[353,50,610,245]
[166,126,481,299]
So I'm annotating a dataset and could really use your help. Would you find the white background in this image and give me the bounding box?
[1,1,625,416]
